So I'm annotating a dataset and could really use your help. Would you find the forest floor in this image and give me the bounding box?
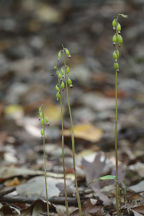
[0,1,144,215]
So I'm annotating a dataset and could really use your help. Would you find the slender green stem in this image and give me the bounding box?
[59,81,69,216]
[115,70,120,216]
[42,124,50,216]
[65,83,82,216]
[63,60,82,216]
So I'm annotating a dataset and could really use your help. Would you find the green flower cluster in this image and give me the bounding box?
[112,17,123,72]
[39,106,49,136]
[55,48,72,100]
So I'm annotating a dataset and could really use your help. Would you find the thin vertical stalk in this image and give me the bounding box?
[42,119,50,216]
[62,48,82,215]
[59,79,69,216]
[65,82,82,216]
[115,70,120,216]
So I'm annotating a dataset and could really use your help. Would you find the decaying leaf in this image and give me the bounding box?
[70,199,108,216]
[64,123,103,142]
[16,176,74,200]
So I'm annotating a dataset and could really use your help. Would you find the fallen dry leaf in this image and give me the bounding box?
[70,199,108,216]
[64,123,103,142]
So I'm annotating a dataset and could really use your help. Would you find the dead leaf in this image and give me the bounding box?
[70,199,108,216]
[64,123,103,142]
[0,167,43,181]
[131,205,144,215]
[16,176,74,200]
[35,3,63,23]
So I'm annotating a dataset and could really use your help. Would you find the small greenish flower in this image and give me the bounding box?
[61,81,65,89]
[66,66,70,74]
[41,119,44,126]
[113,50,119,60]
[64,48,71,57]
[58,51,62,59]
[61,68,65,75]
[114,62,119,70]
[56,92,60,100]
[56,85,60,91]
[45,117,49,123]
[117,34,123,45]
[112,34,117,44]
[39,112,43,118]
[41,128,44,136]
[68,78,72,86]
[117,23,121,32]
[58,73,62,79]
[112,19,117,29]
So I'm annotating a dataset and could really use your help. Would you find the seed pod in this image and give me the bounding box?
[117,34,123,45]
[41,119,44,126]
[112,19,117,29]
[68,78,72,86]
[45,117,49,123]
[61,68,65,75]
[58,73,62,79]
[117,23,121,33]
[61,81,65,89]
[64,48,71,57]
[113,50,119,60]
[58,51,62,59]
[56,85,60,91]
[41,128,44,136]
[66,66,70,74]
[56,92,60,100]
[114,62,119,71]
[112,34,117,44]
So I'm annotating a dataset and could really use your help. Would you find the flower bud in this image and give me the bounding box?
[61,68,65,75]
[117,23,121,33]
[112,19,117,29]
[66,66,70,74]
[64,48,71,57]
[112,34,117,44]
[113,50,119,60]
[41,128,44,136]
[56,92,60,100]
[114,62,119,71]
[45,117,49,123]
[61,81,65,89]
[68,78,72,86]
[58,73,62,79]
[41,119,44,126]
[56,85,60,91]
[58,51,62,60]
[117,34,123,45]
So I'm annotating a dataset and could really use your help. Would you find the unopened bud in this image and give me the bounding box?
[56,92,60,100]
[58,73,62,79]
[117,23,121,33]
[58,51,62,60]
[61,81,65,89]
[41,128,44,136]
[117,34,123,45]
[112,18,117,29]
[64,48,71,57]
[114,62,119,71]
[61,68,65,75]
[66,66,70,74]
[68,78,72,86]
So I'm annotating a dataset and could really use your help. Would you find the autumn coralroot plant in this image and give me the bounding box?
[112,13,127,216]
[55,47,82,216]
